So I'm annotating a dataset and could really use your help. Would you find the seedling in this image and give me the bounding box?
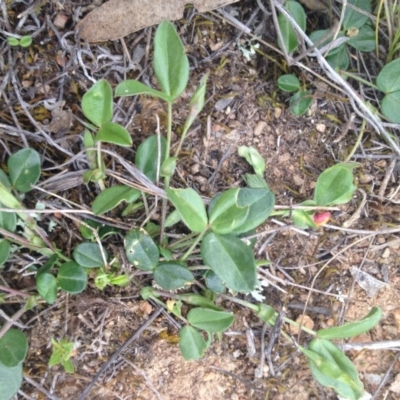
[48,338,76,373]
[7,35,33,48]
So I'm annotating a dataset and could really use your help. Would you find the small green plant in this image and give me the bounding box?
[7,35,33,48]
[48,338,76,373]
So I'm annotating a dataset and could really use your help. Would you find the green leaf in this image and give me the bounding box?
[309,30,343,57]
[290,89,313,116]
[377,58,400,94]
[347,25,375,52]
[0,362,22,400]
[153,20,189,101]
[166,188,208,232]
[0,329,28,367]
[37,254,58,275]
[0,239,10,267]
[135,135,167,182]
[278,0,306,53]
[302,339,364,400]
[176,294,222,311]
[124,228,159,271]
[95,122,132,146]
[256,304,277,325]
[73,243,107,268]
[160,157,177,179]
[8,148,41,193]
[0,209,16,233]
[7,37,19,46]
[343,0,371,30]
[231,188,275,234]
[314,163,357,206]
[92,185,140,215]
[19,35,32,47]
[179,326,207,361]
[238,146,266,176]
[205,270,226,293]
[326,44,350,71]
[0,169,11,190]
[57,261,87,293]
[201,232,256,293]
[243,174,269,189]
[115,80,172,102]
[182,73,209,133]
[292,209,317,229]
[317,307,382,340]
[277,74,301,92]
[209,189,249,234]
[36,272,58,304]
[381,92,400,123]
[153,262,194,290]
[82,79,113,127]
[187,308,234,332]
[164,209,182,228]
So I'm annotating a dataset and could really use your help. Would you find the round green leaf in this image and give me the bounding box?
[57,261,87,293]
[153,262,194,290]
[0,209,16,233]
[135,135,167,182]
[290,90,313,116]
[187,308,234,332]
[36,272,58,304]
[95,122,132,147]
[277,74,300,92]
[343,0,371,30]
[92,185,140,215]
[326,44,350,71]
[179,326,207,361]
[73,243,107,268]
[8,148,41,193]
[0,239,10,267]
[19,35,32,47]
[166,188,208,233]
[124,228,159,271]
[0,329,28,367]
[7,37,19,46]
[0,362,22,400]
[314,163,357,206]
[381,92,400,123]
[377,58,400,94]
[347,25,375,52]
[82,79,113,127]
[201,232,256,293]
[153,20,189,101]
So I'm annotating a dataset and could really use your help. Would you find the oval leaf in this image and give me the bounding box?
[92,185,140,215]
[201,232,256,293]
[179,326,207,361]
[82,79,113,127]
[317,307,382,340]
[377,58,400,94]
[73,243,107,268]
[8,148,41,193]
[278,0,306,53]
[302,339,364,400]
[95,122,132,146]
[187,308,234,332]
[209,189,249,234]
[135,135,167,182]
[115,80,171,102]
[166,188,208,232]
[153,262,194,290]
[0,329,28,367]
[238,146,266,176]
[347,25,375,52]
[0,209,16,233]
[381,92,400,123]
[343,0,371,30]
[36,272,58,304]
[0,362,22,400]
[314,163,357,206]
[277,74,301,92]
[57,261,87,293]
[0,239,11,267]
[124,228,159,271]
[153,21,189,101]
[290,89,313,116]
[176,294,222,311]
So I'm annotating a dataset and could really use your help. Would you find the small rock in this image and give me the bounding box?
[291,315,314,335]
[316,123,326,133]
[274,107,282,119]
[53,13,69,29]
[254,120,267,136]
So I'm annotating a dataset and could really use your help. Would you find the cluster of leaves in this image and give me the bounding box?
[0,20,383,400]
[7,35,32,48]
[277,0,400,122]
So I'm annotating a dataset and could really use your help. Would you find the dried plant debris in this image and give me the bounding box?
[76,0,239,42]
[350,266,388,298]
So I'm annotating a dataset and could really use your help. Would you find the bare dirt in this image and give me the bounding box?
[1,1,400,399]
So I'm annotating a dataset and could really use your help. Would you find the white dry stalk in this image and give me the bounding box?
[272,0,400,157]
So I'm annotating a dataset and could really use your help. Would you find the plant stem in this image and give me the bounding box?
[165,102,173,165]
[345,118,366,162]
[96,141,106,191]
[340,71,380,91]
[179,229,208,262]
